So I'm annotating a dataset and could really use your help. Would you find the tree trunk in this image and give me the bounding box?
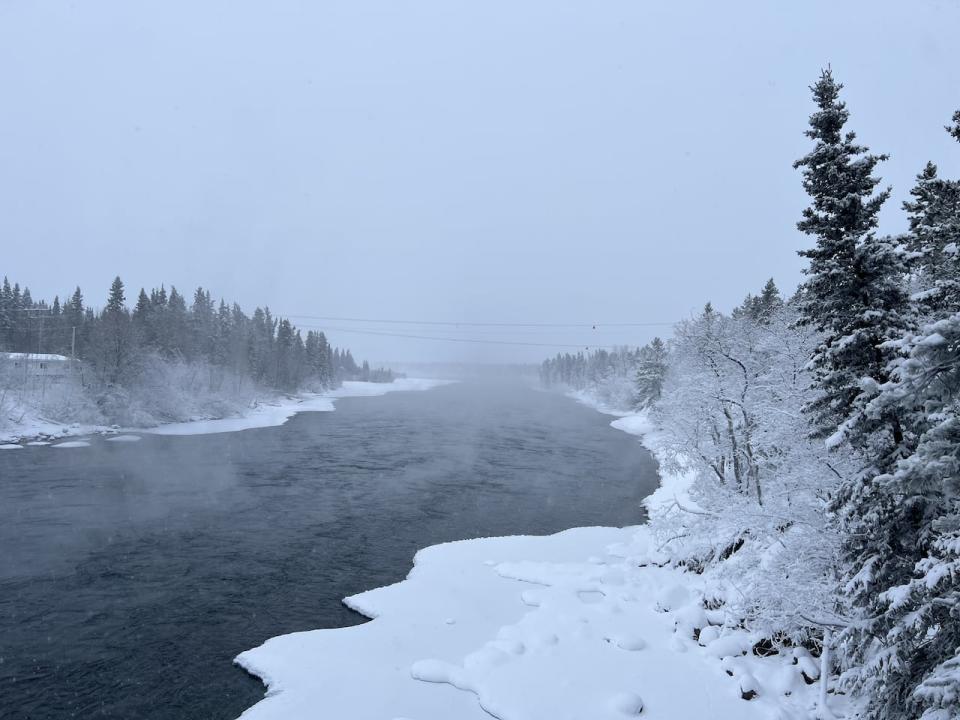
[819,629,833,718]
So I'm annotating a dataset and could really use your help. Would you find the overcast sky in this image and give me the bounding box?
[1,1,959,363]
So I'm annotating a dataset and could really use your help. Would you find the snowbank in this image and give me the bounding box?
[236,393,831,720]
[144,379,453,436]
[0,411,106,446]
[237,524,827,719]
[0,379,454,443]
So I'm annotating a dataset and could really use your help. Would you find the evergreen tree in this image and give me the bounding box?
[275,318,295,389]
[733,279,783,323]
[191,287,215,360]
[793,69,907,447]
[634,337,668,408]
[903,162,960,316]
[793,70,916,711]
[132,288,152,347]
[95,277,138,384]
[855,110,960,720]
[212,300,231,367]
[0,277,12,350]
[863,311,960,720]
[65,286,86,358]
[106,277,125,314]
[165,287,190,357]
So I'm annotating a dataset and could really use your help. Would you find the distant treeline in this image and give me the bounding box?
[0,276,393,392]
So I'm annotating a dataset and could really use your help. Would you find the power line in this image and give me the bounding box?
[286,314,675,329]
[301,324,624,349]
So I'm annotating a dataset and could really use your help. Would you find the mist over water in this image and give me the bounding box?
[0,381,657,719]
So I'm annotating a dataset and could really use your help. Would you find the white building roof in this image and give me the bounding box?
[1,352,71,362]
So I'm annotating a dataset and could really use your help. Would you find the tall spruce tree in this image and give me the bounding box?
[858,110,960,720]
[794,69,915,712]
[97,276,137,384]
[903,161,960,316]
[793,68,907,449]
[634,337,668,408]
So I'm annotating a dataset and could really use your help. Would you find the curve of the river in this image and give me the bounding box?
[0,380,659,720]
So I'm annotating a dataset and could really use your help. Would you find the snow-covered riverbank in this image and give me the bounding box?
[0,378,453,446]
[236,396,835,720]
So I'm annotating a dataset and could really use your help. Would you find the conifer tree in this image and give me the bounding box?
[856,110,960,720]
[165,287,189,357]
[96,277,137,384]
[903,162,960,316]
[634,337,668,408]
[793,69,907,449]
[0,277,12,350]
[793,70,916,710]
[133,289,151,322]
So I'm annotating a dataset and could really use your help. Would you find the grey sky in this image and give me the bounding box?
[1,1,958,363]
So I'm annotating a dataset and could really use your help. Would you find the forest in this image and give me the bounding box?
[0,277,393,429]
[542,71,960,720]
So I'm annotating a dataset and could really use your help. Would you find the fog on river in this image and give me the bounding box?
[0,381,657,720]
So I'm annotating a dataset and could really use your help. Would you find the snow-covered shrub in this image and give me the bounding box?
[116,353,259,425]
[651,300,854,644]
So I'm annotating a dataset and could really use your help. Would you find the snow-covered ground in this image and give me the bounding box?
[236,396,835,720]
[0,378,453,444]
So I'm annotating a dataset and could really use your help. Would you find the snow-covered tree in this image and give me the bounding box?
[634,337,668,408]
[793,69,909,453]
[653,297,851,643]
[846,111,960,720]
[862,312,960,720]
[791,73,922,709]
[903,162,960,317]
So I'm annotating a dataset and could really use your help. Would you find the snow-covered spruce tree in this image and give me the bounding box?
[634,337,668,409]
[793,69,908,451]
[732,278,783,323]
[793,69,916,710]
[903,162,960,318]
[94,276,140,386]
[859,112,960,720]
[870,312,960,720]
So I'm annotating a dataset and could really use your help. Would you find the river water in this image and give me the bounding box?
[0,381,658,720]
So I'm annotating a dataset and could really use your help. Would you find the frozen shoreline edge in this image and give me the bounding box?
[231,390,692,720]
[0,378,456,446]
[233,388,830,719]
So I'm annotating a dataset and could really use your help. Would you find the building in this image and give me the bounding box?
[0,353,77,380]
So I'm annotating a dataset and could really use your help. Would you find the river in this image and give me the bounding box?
[0,380,658,719]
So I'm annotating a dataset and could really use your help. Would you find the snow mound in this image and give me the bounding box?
[106,434,142,443]
[0,443,23,450]
[52,440,91,448]
[145,379,451,436]
[236,525,822,720]
[328,378,456,398]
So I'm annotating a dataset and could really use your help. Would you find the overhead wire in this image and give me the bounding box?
[295,324,626,349]
[286,314,674,328]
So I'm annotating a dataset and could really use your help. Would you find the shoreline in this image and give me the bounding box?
[0,378,455,448]
[234,390,827,720]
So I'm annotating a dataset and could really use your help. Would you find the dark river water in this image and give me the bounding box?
[0,381,658,720]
